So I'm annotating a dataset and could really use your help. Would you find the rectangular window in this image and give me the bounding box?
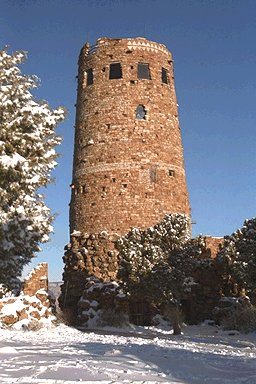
[109,63,122,79]
[150,167,157,183]
[86,68,93,86]
[169,169,175,177]
[138,63,151,79]
[162,68,168,84]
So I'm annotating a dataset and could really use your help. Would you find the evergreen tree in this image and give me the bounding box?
[0,49,65,289]
[140,235,209,304]
[117,213,191,285]
[117,217,218,324]
[216,218,256,302]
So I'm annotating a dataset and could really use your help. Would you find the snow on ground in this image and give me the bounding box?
[0,322,255,384]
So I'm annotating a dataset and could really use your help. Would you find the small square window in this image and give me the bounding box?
[109,63,122,79]
[86,68,93,86]
[162,68,168,84]
[169,170,175,177]
[138,63,151,79]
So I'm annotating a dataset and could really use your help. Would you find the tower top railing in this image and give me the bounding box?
[88,44,98,55]
[83,37,171,58]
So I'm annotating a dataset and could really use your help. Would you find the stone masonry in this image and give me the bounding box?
[22,262,48,295]
[60,37,191,313]
[0,263,55,328]
[204,236,224,258]
[70,37,191,234]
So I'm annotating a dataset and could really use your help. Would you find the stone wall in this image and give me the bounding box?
[204,236,224,258]
[22,262,48,295]
[77,277,129,327]
[59,231,120,310]
[0,263,55,328]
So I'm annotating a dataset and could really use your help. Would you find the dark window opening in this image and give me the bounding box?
[136,105,146,120]
[130,80,135,84]
[150,167,157,183]
[131,65,134,69]
[122,183,127,188]
[86,68,93,86]
[102,186,106,192]
[109,63,122,79]
[112,178,116,182]
[126,50,133,54]
[106,124,111,129]
[162,67,168,84]
[138,63,151,80]
[102,67,106,72]
[169,170,175,177]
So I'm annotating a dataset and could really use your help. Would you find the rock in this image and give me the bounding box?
[17,309,29,321]
[30,311,40,320]
[1,315,17,325]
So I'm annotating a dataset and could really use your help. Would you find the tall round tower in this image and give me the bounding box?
[60,37,191,311]
[70,37,190,235]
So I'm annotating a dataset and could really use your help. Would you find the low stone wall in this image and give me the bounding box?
[22,262,48,295]
[0,263,55,329]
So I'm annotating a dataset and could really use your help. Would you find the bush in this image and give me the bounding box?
[213,296,256,333]
[222,305,256,333]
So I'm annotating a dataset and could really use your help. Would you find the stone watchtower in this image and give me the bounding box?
[60,37,191,310]
[71,37,190,234]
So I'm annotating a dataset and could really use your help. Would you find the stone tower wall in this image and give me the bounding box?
[70,37,191,235]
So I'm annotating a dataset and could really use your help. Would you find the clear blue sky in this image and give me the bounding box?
[1,0,256,281]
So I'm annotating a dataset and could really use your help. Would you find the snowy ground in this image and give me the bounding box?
[0,322,255,384]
